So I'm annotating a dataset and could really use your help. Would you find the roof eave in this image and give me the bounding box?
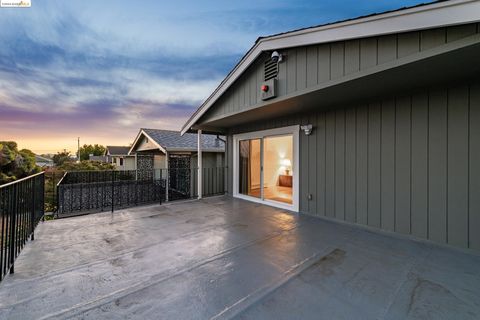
[181,0,480,135]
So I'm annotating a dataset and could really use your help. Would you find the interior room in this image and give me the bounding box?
[238,135,293,204]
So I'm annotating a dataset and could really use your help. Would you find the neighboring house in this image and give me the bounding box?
[182,0,480,252]
[88,155,108,162]
[128,128,225,171]
[35,155,54,167]
[105,146,136,170]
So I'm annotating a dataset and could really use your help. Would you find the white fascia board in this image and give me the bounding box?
[181,0,480,135]
[128,129,167,155]
[127,129,144,155]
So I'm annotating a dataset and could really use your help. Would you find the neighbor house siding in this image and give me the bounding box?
[200,23,479,124]
[227,79,480,251]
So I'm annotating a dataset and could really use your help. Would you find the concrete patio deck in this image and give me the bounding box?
[0,196,479,320]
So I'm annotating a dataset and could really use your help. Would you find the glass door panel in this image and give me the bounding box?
[263,135,293,204]
[238,139,261,198]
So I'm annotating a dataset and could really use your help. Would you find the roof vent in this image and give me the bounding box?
[264,58,278,81]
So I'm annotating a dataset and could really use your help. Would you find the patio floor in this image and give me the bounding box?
[0,196,479,320]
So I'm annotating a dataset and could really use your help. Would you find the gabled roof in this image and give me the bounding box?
[106,146,131,156]
[181,0,480,134]
[129,129,225,154]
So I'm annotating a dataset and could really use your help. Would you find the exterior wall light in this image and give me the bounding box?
[301,124,313,135]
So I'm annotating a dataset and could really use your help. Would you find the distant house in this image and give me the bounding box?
[35,155,53,167]
[105,146,136,170]
[88,155,108,162]
[128,128,225,171]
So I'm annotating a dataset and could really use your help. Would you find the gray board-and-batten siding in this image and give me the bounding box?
[212,23,480,252]
[200,23,480,123]
[225,79,480,252]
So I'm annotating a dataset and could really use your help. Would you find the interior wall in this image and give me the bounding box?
[264,135,293,187]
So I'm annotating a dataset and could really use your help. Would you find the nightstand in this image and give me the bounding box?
[278,175,292,187]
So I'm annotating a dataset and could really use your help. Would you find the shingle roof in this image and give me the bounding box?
[106,146,131,155]
[142,129,224,152]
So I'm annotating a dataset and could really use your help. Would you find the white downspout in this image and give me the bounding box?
[198,130,203,199]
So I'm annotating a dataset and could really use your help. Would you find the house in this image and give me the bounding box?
[128,128,225,200]
[35,155,53,167]
[181,0,480,252]
[105,146,136,170]
[88,155,108,162]
[128,128,225,171]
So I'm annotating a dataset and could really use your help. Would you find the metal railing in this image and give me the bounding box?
[0,172,45,281]
[56,167,226,217]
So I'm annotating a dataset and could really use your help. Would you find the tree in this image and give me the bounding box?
[79,144,106,161]
[0,141,41,184]
[52,150,72,166]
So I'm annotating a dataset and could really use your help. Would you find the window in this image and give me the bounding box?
[120,158,124,166]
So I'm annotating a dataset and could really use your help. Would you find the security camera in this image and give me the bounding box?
[271,51,282,63]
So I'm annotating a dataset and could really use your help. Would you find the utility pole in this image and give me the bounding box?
[77,137,80,163]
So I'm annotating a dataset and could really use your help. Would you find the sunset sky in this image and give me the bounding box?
[0,0,429,154]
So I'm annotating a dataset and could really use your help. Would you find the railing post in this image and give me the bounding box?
[9,184,17,274]
[31,178,35,241]
[111,170,115,213]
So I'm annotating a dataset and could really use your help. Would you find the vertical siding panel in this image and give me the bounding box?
[345,107,357,223]
[235,83,241,112]
[360,38,377,70]
[356,105,368,225]
[308,112,317,214]
[395,96,412,235]
[296,47,307,91]
[330,42,345,80]
[420,28,446,51]
[277,54,287,97]
[411,93,429,239]
[377,35,397,64]
[381,99,396,231]
[335,109,346,221]
[428,89,448,244]
[397,32,420,58]
[368,102,381,228]
[344,40,360,75]
[446,24,477,42]
[447,86,469,248]
[470,82,480,250]
[317,112,326,216]
[238,81,244,110]
[300,114,309,213]
[325,111,336,218]
[287,49,297,94]
[249,68,256,106]
[306,46,318,88]
[318,44,331,83]
[243,75,250,108]
[229,90,235,114]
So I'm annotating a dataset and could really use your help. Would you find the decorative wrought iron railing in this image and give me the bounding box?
[0,172,45,281]
[56,167,226,217]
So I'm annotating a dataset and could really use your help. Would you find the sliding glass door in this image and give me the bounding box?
[263,135,293,204]
[238,139,261,198]
[238,134,293,205]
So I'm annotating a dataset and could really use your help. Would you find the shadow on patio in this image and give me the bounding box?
[0,196,479,319]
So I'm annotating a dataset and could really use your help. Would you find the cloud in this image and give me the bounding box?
[0,0,432,153]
